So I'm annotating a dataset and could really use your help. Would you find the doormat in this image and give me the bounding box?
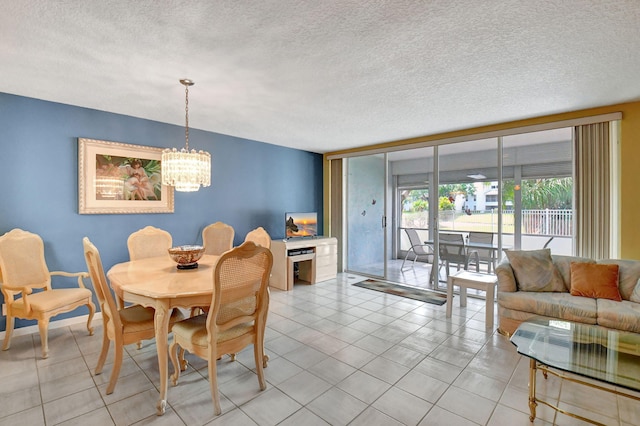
[353,279,447,305]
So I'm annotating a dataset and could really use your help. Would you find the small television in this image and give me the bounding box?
[285,212,318,239]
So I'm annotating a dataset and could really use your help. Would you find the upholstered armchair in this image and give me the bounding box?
[0,228,96,358]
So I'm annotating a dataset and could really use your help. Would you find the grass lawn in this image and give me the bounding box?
[402,211,515,233]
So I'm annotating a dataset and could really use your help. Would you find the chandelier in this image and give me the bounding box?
[161,79,211,192]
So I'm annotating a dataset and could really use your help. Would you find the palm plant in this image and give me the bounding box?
[503,178,572,209]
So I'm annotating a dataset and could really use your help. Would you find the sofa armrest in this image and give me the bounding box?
[496,257,517,293]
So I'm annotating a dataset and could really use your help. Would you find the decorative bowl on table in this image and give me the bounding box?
[168,245,205,269]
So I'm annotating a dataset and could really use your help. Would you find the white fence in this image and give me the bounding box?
[518,209,572,236]
[402,209,573,237]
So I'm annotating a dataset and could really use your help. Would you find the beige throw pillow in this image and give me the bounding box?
[630,278,640,303]
[506,248,566,292]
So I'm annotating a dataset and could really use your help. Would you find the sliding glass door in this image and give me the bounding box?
[345,154,387,278]
[435,139,499,289]
[340,126,576,288]
[392,147,435,286]
[501,128,574,254]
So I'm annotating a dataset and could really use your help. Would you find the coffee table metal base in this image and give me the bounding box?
[527,358,640,425]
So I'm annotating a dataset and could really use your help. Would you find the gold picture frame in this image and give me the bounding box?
[78,138,174,214]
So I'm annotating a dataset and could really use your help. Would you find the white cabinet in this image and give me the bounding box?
[270,237,338,290]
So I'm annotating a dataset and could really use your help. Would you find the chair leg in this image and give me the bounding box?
[106,342,124,394]
[38,318,50,359]
[86,300,96,336]
[2,314,14,351]
[95,329,110,375]
[208,350,222,415]
[254,343,267,391]
[401,250,413,270]
[179,347,187,371]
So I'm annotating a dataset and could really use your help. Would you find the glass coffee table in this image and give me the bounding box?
[510,319,640,425]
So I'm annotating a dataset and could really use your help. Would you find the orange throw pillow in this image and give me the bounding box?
[570,262,621,301]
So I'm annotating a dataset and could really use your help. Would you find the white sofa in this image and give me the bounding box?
[496,250,640,335]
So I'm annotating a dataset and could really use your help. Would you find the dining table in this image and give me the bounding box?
[107,254,219,415]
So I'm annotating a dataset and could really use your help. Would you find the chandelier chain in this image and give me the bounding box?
[184,84,190,151]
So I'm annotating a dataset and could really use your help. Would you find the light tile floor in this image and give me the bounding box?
[0,273,635,425]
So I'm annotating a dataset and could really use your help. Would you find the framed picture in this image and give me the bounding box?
[78,138,174,214]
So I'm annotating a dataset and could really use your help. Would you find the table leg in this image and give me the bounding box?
[529,358,538,422]
[460,284,467,307]
[430,260,438,288]
[485,282,495,329]
[446,276,454,318]
[154,301,171,415]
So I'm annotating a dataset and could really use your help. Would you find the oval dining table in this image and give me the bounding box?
[107,254,219,415]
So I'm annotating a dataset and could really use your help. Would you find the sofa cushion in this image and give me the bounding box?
[498,291,597,322]
[597,299,640,333]
[597,259,640,301]
[552,255,595,290]
[505,249,566,292]
[570,262,621,301]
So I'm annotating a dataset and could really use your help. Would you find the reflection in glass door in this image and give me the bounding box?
[346,154,386,278]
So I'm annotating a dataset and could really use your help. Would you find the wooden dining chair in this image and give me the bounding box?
[202,222,234,255]
[169,241,273,415]
[127,226,173,260]
[244,227,271,249]
[0,228,96,358]
[82,237,184,394]
[190,222,236,317]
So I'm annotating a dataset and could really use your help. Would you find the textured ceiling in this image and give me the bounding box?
[2,1,640,154]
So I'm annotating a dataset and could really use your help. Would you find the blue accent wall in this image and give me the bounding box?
[0,92,323,332]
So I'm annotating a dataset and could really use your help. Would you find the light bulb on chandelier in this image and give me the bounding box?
[161,79,211,192]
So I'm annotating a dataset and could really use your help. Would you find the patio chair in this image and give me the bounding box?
[466,231,495,273]
[438,232,469,279]
[401,228,434,271]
